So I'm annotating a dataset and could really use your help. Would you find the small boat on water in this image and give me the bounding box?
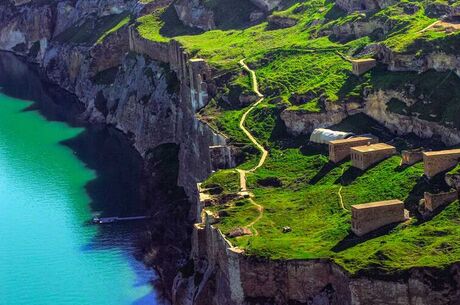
[92,216,150,224]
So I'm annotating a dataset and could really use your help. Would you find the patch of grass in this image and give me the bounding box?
[201,169,240,194]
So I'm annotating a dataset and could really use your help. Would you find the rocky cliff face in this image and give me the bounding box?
[0,0,231,199]
[173,215,460,305]
[174,0,216,31]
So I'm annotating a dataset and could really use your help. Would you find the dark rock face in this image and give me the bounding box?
[335,0,397,12]
[0,1,231,301]
[174,0,216,30]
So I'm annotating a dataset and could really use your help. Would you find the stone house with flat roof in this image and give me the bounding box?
[351,199,408,236]
[423,149,460,178]
[350,143,396,170]
[351,58,376,76]
[329,137,377,163]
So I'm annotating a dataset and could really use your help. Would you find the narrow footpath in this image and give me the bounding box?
[237,59,269,235]
[337,167,348,211]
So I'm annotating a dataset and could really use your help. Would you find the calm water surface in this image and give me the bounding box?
[0,54,163,305]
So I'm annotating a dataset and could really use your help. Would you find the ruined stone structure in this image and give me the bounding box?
[350,143,396,170]
[351,199,407,236]
[423,190,458,212]
[351,58,377,76]
[423,149,460,178]
[401,148,424,166]
[329,136,377,163]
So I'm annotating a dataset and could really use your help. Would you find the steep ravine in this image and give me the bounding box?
[2,1,460,305]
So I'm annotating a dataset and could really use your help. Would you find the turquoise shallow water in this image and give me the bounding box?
[0,90,161,303]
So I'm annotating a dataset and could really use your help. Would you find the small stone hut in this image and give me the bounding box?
[351,199,407,236]
[350,143,396,170]
[329,137,377,163]
[351,58,377,76]
[423,149,460,178]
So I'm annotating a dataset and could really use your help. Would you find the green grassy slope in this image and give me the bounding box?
[134,0,460,275]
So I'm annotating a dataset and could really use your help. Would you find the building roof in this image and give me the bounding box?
[309,128,354,144]
[352,199,403,210]
[330,136,373,145]
[423,149,460,157]
[351,58,376,63]
[351,143,395,153]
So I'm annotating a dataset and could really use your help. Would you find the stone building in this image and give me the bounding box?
[350,143,396,170]
[329,137,377,163]
[423,149,460,178]
[351,199,407,236]
[401,148,424,166]
[351,58,377,76]
[423,190,458,212]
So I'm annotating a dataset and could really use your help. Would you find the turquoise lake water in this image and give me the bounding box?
[0,63,162,304]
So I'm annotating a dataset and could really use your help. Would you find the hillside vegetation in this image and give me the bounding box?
[133,0,460,275]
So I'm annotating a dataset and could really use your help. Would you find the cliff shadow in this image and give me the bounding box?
[331,222,400,253]
[334,165,364,186]
[309,161,340,185]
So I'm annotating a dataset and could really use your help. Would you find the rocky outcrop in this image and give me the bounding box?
[174,0,216,31]
[364,90,460,145]
[376,44,460,78]
[0,0,54,61]
[320,18,393,42]
[335,0,397,12]
[267,15,297,29]
[249,0,282,11]
[280,101,361,135]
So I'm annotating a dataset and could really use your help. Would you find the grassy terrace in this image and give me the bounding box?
[134,0,460,274]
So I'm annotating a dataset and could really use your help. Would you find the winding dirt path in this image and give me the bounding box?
[237,59,269,235]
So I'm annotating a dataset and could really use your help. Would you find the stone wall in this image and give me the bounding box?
[351,200,406,236]
[423,149,460,178]
[424,190,458,212]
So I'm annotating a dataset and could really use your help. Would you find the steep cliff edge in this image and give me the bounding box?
[0,0,235,299]
[173,218,460,305]
[3,1,460,305]
[0,0,233,199]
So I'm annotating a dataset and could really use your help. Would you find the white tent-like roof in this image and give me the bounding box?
[309,128,354,144]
